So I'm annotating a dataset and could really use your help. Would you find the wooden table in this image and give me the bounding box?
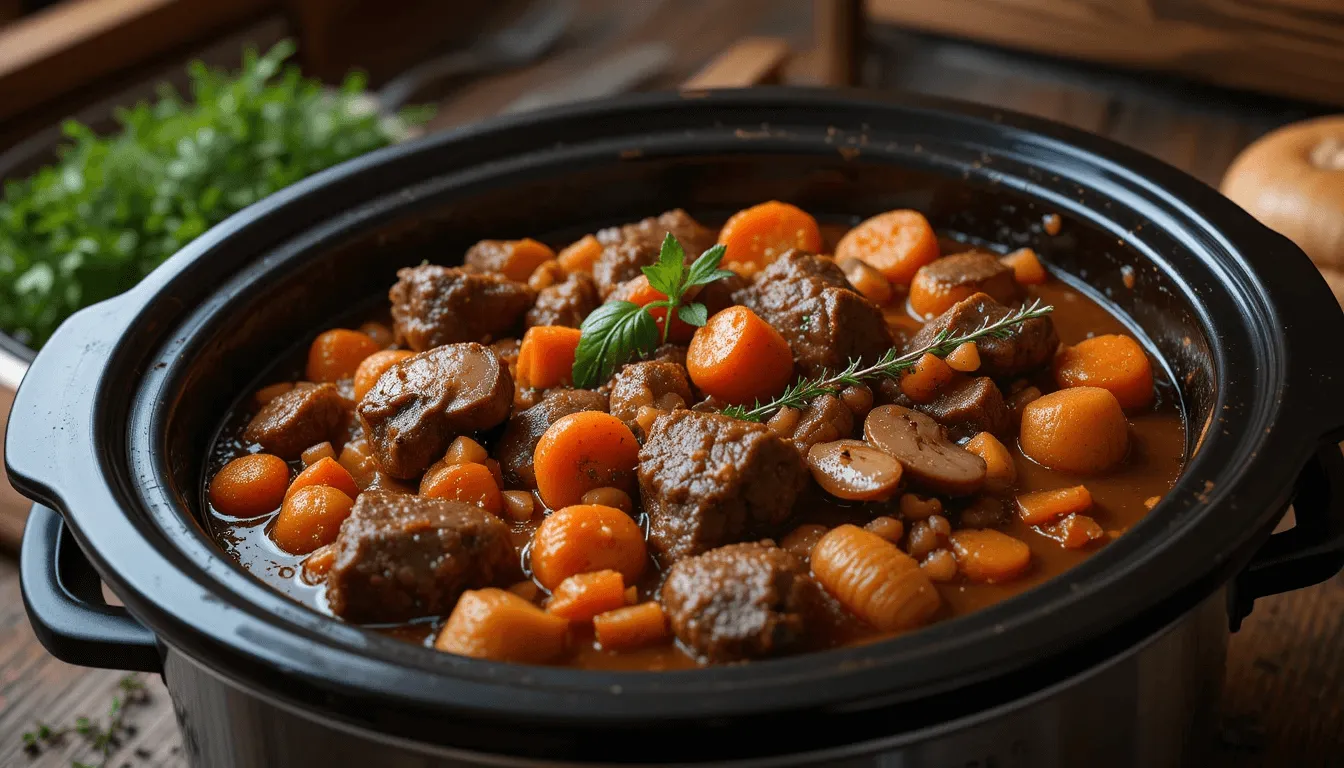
[0,1,1340,765]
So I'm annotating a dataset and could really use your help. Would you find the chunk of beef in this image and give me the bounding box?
[490,337,521,378]
[463,239,551,282]
[742,250,894,377]
[608,361,693,434]
[916,376,1010,438]
[526,271,599,329]
[390,265,535,351]
[781,394,855,457]
[915,252,1021,310]
[639,411,808,565]
[592,209,716,296]
[647,343,688,368]
[356,344,513,479]
[694,271,748,317]
[908,293,1058,378]
[661,542,826,662]
[326,491,514,623]
[497,388,609,487]
[244,382,348,460]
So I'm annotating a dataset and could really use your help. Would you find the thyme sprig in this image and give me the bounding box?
[21,674,149,767]
[722,299,1055,422]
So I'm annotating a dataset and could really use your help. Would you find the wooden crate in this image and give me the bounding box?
[867,0,1344,107]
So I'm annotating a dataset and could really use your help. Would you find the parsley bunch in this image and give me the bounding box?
[571,233,733,387]
[0,40,429,348]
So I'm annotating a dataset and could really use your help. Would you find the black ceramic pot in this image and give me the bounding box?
[10,89,1344,767]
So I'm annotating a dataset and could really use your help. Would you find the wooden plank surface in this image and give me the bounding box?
[0,3,1340,766]
[867,0,1344,107]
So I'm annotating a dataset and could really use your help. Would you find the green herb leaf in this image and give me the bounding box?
[677,302,708,327]
[571,301,658,388]
[684,243,732,287]
[641,233,687,298]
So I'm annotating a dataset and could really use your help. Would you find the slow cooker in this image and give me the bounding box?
[10,89,1344,767]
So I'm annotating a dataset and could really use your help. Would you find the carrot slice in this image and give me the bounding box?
[1002,248,1048,285]
[557,234,603,274]
[209,454,290,517]
[835,210,940,286]
[949,529,1032,583]
[546,570,627,623]
[435,589,570,663]
[899,353,955,403]
[686,306,794,406]
[306,329,381,383]
[1016,485,1092,526]
[717,201,822,268]
[286,456,360,501]
[593,602,669,652]
[533,413,640,510]
[1053,334,1154,410]
[516,326,582,390]
[420,461,503,516]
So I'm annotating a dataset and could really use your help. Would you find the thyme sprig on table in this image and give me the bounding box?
[21,674,149,767]
[722,298,1055,423]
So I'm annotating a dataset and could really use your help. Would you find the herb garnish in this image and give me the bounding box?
[722,299,1055,422]
[571,233,733,387]
[22,674,149,767]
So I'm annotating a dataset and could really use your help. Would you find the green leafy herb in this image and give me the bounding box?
[22,674,149,767]
[571,233,732,387]
[0,40,431,349]
[723,299,1055,422]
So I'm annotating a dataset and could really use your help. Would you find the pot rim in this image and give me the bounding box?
[9,87,1344,745]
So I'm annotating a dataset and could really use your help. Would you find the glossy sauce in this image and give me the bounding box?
[205,230,1184,670]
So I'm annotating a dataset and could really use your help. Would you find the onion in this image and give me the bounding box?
[1221,116,1344,273]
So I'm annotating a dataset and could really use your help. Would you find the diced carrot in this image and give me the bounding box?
[1019,388,1129,474]
[686,305,794,406]
[529,504,647,590]
[1041,513,1105,549]
[557,234,603,274]
[533,412,640,509]
[944,341,980,373]
[593,602,669,652]
[444,435,489,466]
[624,585,639,605]
[835,210,940,286]
[949,529,1032,583]
[286,456,360,501]
[502,490,536,522]
[546,570,628,623]
[420,461,503,516]
[301,544,336,584]
[337,439,377,490]
[435,588,570,664]
[254,382,294,408]
[468,238,556,282]
[717,201,822,268]
[301,441,336,467]
[964,432,1017,494]
[1016,485,1093,526]
[1144,495,1161,510]
[527,260,567,291]
[209,454,291,518]
[1053,334,1154,410]
[271,485,355,555]
[306,329,382,383]
[516,326,583,390]
[1001,248,1048,285]
[353,349,413,400]
[899,353,955,403]
[908,265,979,319]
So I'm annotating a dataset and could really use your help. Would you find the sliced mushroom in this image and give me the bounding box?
[806,439,904,501]
[863,405,986,496]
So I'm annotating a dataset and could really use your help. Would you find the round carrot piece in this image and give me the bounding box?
[530,504,647,590]
[949,529,1032,583]
[353,349,413,401]
[1053,334,1154,410]
[686,305,794,406]
[420,461,503,516]
[516,326,583,389]
[533,412,640,509]
[306,329,381,383]
[835,210,941,286]
[718,201,822,268]
[1019,387,1130,474]
[209,454,290,518]
[286,456,360,501]
[271,485,355,555]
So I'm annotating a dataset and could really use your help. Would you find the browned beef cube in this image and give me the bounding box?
[356,344,513,479]
[742,251,894,377]
[389,265,535,351]
[525,271,599,329]
[639,411,807,565]
[693,271,748,317]
[917,376,1010,438]
[660,542,826,662]
[591,209,716,297]
[915,252,1021,309]
[326,491,515,623]
[243,382,348,460]
[607,361,693,435]
[463,239,552,282]
[907,293,1058,378]
[647,343,688,368]
[496,388,609,487]
[782,394,855,457]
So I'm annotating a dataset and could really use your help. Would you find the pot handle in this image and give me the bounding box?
[1231,443,1344,629]
[20,505,161,672]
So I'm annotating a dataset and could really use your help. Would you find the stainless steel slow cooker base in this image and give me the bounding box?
[162,593,1226,767]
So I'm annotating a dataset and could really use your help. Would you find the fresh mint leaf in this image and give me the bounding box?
[677,302,708,327]
[572,301,658,388]
[641,233,686,298]
[685,243,733,287]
